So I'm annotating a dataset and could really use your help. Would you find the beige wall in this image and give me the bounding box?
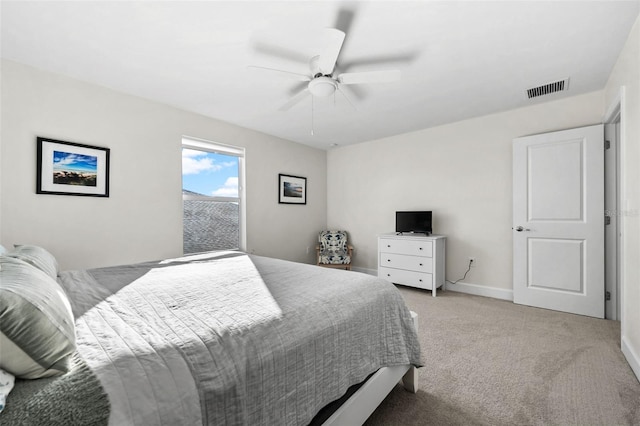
[327,91,604,297]
[604,16,640,378]
[0,60,327,270]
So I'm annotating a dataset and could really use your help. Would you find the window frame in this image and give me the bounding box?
[181,136,246,252]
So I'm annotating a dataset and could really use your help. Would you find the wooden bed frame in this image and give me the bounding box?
[322,311,419,425]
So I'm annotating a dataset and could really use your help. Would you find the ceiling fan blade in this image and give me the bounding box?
[252,40,310,65]
[334,8,356,35]
[318,28,345,75]
[340,53,417,71]
[333,6,357,63]
[279,89,310,111]
[288,81,310,96]
[247,66,310,82]
[338,84,366,101]
[337,86,358,111]
[338,70,401,85]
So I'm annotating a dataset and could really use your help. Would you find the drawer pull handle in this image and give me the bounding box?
[419,247,423,250]
[419,279,423,282]
[387,259,391,262]
[387,274,391,277]
[387,245,391,248]
[419,263,423,266]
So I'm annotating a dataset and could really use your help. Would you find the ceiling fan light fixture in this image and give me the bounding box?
[308,76,337,97]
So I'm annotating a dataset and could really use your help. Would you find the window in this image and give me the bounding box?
[182,137,245,254]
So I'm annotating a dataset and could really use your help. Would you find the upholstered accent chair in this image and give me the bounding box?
[316,230,353,270]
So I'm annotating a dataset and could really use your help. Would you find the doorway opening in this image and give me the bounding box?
[604,92,624,322]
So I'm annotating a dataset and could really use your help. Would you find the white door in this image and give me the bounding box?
[513,124,604,318]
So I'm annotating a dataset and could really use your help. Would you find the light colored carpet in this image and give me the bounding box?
[366,287,640,426]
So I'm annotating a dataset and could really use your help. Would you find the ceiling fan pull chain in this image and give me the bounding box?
[311,95,315,136]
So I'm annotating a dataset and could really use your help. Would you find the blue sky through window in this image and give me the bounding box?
[182,148,238,197]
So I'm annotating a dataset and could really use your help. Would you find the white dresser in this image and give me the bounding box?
[378,233,446,296]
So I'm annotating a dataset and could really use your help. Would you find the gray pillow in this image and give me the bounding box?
[5,245,59,279]
[0,256,76,379]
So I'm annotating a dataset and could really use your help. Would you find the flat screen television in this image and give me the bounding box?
[396,211,432,235]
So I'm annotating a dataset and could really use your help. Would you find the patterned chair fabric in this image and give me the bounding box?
[317,230,352,269]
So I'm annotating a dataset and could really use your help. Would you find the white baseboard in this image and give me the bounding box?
[359,267,513,301]
[622,336,640,383]
[444,281,514,301]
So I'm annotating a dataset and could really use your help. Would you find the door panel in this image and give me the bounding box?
[513,124,604,318]
[528,238,583,292]
[528,140,584,220]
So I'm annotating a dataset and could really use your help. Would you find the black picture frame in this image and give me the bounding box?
[278,174,306,205]
[36,137,110,197]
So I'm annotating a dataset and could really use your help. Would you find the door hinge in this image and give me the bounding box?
[605,140,611,150]
[605,216,611,225]
[605,291,611,301]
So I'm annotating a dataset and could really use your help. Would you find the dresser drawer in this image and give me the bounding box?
[380,239,433,257]
[379,267,433,290]
[380,253,433,273]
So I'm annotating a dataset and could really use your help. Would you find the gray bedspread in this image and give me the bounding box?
[1,351,109,425]
[57,251,422,426]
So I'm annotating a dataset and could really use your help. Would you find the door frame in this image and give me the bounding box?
[604,88,625,327]
[604,119,619,320]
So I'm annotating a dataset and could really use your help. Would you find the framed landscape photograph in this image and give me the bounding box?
[37,137,110,197]
[278,173,306,205]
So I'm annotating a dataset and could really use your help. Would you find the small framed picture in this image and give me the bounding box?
[278,174,306,205]
[37,137,110,197]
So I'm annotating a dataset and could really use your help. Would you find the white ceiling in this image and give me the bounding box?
[2,1,639,150]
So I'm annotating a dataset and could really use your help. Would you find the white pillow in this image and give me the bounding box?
[0,256,76,379]
[4,244,59,279]
[0,245,6,255]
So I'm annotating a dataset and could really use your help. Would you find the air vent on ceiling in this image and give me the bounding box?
[526,78,569,99]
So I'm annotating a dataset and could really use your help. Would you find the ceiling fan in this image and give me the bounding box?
[248,26,402,112]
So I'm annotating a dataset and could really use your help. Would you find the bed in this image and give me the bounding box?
[0,247,422,425]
